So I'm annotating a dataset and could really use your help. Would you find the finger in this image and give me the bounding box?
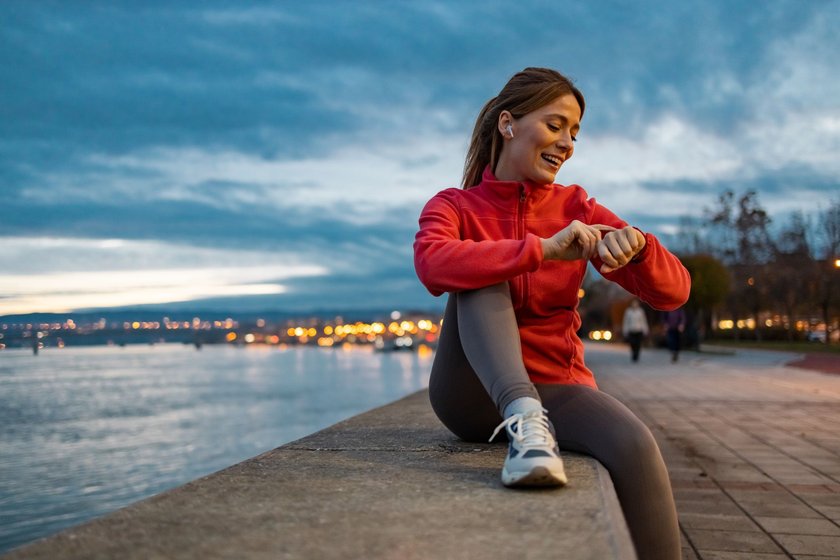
[598,239,620,269]
[601,233,635,271]
[609,233,636,266]
[584,229,600,258]
[615,229,634,256]
[574,229,590,259]
[592,224,618,233]
[622,226,643,252]
[575,222,600,259]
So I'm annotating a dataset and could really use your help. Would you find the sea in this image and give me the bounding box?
[0,343,434,554]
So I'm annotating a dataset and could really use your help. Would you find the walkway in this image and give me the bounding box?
[590,343,840,560]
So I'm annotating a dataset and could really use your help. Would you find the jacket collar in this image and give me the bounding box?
[472,165,556,205]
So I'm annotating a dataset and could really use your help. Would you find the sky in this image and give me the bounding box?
[1,1,839,316]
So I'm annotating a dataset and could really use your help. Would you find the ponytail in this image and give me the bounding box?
[461,96,501,189]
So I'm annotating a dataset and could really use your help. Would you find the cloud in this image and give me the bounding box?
[1,0,838,314]
[0,236,331,314]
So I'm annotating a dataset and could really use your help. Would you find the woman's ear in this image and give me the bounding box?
[498,111,514,139]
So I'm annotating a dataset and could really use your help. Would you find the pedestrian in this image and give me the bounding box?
[414,67,690,560]
[663,307,687,362]
[622,299,649,362]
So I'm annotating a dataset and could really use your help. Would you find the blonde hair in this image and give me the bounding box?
[462,68,585,189]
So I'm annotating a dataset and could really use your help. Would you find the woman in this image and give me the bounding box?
[413,68,689,560]
[622,298,650,362]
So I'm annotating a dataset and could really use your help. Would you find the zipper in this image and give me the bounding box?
[518,185,528,305]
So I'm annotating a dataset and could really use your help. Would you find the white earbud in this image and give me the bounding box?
[506,124,514,138]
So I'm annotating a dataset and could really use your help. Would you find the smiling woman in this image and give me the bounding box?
[413,67,690,560]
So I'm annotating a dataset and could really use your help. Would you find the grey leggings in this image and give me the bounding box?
[429,283,681,560]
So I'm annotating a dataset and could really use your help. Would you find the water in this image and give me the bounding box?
[0,343,433,554]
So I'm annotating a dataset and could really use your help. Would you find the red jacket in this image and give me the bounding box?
[414,166,690,387]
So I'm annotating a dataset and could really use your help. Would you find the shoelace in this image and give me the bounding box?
[489,408,554,447]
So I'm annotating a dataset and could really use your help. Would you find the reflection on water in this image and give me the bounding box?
[0,343,433,553]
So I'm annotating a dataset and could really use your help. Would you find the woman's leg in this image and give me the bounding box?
[455,282,541,414]
[427,291,500,442]
[428,282,540,440]
[429,283,565,486]
[537,383,681,560]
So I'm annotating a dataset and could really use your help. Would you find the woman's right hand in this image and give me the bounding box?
[541,221,614,262]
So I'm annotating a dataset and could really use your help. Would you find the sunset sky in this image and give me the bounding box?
[2,1,838,315]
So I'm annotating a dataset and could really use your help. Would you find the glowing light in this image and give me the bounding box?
[244,333,256,343]
[578,289,585,298]
[324,325,334,335]
[718,320,734,330]
[294,327,304,337]
[587,329,612,341]
[226,332,237,342]
[256,319,265,328]
[765,319,773,327]
[132,322,140,329]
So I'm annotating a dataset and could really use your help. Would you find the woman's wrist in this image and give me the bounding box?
[540,238,557,260]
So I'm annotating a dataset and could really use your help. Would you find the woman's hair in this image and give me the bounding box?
[461,67,585,189]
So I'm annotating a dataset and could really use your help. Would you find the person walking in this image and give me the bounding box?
[663,307,687,362]
[622,299,649,362]
[414,67,690,560]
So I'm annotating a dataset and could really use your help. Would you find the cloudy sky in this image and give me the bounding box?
[2,1,838,316]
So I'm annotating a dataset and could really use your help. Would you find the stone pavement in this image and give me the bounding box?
[589,342,840,560]
[3,388,635,560]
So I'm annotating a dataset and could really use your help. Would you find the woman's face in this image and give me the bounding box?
[496,93,581,184]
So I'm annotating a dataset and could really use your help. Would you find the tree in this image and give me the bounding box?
[814,198,840,343]
[681,254,730,340]
[705,190,774,339]
[770,212,816,339]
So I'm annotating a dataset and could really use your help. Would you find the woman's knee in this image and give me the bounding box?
[603,420,663,474]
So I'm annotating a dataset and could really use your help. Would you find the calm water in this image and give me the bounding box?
[0,343,433,554]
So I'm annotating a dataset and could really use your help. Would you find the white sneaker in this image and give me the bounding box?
[489,408,567,487]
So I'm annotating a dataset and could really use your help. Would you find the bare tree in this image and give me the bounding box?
[814,197,840,343]
[771,211,816,339]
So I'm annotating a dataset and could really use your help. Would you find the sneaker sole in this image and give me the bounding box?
[502,465,567,487]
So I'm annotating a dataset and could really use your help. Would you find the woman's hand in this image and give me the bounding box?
[541,221,612,262]
[597,226,646,273]
[541,223,646,273]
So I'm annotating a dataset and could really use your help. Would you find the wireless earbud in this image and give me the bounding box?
[506,124,514,138]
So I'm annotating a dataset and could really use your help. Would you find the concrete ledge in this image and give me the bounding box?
[4,390,636,560]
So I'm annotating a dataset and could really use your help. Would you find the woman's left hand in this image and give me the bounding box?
[596,226,646,273]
